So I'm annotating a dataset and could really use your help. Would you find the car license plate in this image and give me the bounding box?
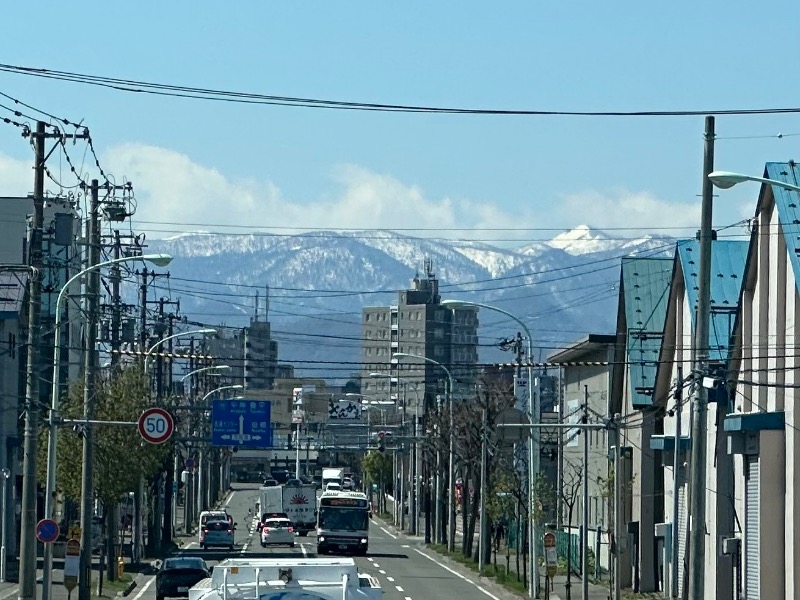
[339,544,348,550]
[178,587,188,593]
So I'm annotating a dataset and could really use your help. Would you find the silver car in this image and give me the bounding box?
[199,519,235,550]
[260,518,295,548]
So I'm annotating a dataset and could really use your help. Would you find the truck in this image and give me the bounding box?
[188,557,382,600]
[321,468,344,489]
[281,483,317,536]
[257,486,283,517]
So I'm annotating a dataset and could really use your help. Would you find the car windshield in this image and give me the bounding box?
[206,520,231,531]
[318,508,369,531]
[162,558,205,571]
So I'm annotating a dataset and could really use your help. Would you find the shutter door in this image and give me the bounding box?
[677,482,687,598]
[745,456,760,599]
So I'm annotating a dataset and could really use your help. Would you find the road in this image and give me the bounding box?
[129,483,511,600]
[0,484,514,600]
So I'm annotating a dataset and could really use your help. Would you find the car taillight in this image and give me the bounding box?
[263,527,269,533]
[288,527,294,533]
[202,529,208,534]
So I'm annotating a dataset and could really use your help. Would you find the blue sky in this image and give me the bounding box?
[0,0,798,246]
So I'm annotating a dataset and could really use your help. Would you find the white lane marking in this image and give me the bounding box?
[405,597,413,600]
[367,557,374,562]
[379,570,386,575]
[380,526,397,539]
[396,585,405,592]
[413,548,502,600]
[401,544,410,548]
[0,587,18,600]
[373,563,381,569]
[386,576,395,582]
[131,577,155,600]
[224,492,234,507]
[301,544,308,557]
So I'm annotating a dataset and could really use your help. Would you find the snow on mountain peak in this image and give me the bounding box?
[546,225,617,255]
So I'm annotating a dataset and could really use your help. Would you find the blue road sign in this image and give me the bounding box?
[36,518,60,543]
[211,399,272,448]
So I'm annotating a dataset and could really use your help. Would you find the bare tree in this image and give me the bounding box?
[560,462,583,600]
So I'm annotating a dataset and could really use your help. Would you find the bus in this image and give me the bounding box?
[316,490,371,556]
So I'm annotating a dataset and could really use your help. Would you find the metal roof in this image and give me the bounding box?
[548,333,616,363]
[764,162,800,295]
[676,239,748,364]
[620,257,673,407]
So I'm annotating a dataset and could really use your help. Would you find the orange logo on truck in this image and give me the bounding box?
[290,494,309,505]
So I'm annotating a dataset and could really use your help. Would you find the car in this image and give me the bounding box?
[285,478,303,486]
[325,482,341,492]
[155,557,210,600]
[342,478,354,490]
[262,478,280,487]
[199,519,235,550]
[257,511,289,532]
[260,517,295,548]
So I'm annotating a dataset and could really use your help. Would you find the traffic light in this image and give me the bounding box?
[377,431,386,453]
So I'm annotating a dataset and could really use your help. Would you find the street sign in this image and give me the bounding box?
[63,539,80,591]
[211,399,272,448]
[35,518,60,543]
[543,532,558,578]
[138,407,174,444]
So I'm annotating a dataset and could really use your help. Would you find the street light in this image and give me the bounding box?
[42,252,173,600]
[440,299,539,597]
[201,384,244,404]
[181,365,231,382]
[144,328,217,373]
[370,372,420,534]
[708,170,800,192]
[392,352,455,551]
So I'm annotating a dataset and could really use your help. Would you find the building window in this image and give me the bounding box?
[365,313,371,322]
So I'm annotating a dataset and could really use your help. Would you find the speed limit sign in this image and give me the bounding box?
[138,407,174,444]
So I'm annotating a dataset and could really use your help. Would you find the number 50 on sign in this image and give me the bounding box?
[138,407,174,444]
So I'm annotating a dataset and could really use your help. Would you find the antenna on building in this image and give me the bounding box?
[265,284,270,321]
[254,290,259,321]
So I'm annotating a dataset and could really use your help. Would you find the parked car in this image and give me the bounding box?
[155,557,210,600]
[262,478,280,487]
[199,519,235,550]
[260,517,295,548]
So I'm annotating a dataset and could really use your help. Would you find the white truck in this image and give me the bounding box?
[282,483,317,536]
[188,557,382,600]
[257,486,284,518]
[321,468,344,489]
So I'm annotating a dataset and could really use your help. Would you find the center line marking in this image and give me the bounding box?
[380,526,397,539]
[396,585,405,592]
[387,576,395,582]
[131,578,154,600]
[379,569,386,574]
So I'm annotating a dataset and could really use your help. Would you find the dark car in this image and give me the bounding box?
[155,557,210,600]
[285,478,303,486]
[263,478,279,487]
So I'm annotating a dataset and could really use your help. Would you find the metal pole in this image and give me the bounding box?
[671,367,683,598]
[479,408,487,571]
[447,376,456,552]
[0,468,9,583]
[19,121,45,600]
[295,423,301,478]
[527,336,539,598]
[582,387,589,600]
[614,429,622,600]
[415,408,421,537]
[78,179,101,600]
[688,115,715,600]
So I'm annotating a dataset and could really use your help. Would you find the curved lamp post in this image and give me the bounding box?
[392,352,455,551]
[708,170,800,192]
[441,299,539,597]
[42,253,172,600]
[201,384,244,404]
[144,328,217,373]
[181,364,231,382]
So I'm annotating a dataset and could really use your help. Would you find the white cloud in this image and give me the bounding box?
[554,188,701,233]
[0,153,34,197]
[103,143,533,239]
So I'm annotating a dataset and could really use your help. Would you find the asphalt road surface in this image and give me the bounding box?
[126,483,510,600]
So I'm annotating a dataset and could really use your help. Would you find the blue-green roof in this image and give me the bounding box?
[676,239,748,364]
[764,162,800,295]
[621,257,672,408]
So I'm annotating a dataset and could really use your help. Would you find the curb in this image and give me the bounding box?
[118,579,137,597]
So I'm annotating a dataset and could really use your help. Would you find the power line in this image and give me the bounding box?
[4,63,800,117]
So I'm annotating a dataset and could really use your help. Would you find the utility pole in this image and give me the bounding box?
[582,387,589,600]
[672,367,683,598]
[613,433,622,600]
[687,115,715,600]
[78,180,101,600]
[478,407,487,572]
[18,121,46,600]
[139,267,149,354]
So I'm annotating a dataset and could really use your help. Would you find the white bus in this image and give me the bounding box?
[316,490,371,556]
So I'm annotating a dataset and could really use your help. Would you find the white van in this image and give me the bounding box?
[198,510,231,539]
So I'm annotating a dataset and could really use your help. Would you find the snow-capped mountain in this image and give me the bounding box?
[147,226,676,379]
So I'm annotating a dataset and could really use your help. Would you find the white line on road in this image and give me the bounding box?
[132,577,155,600]
[224,492,234,507]
[373,563,381,569]
[413,549,502,600]
[379,570,386,575]
[396,585,405,592]
[379,526,397,539]
[405,597,413,600]
[367,557,374,562]
[301,544,308,557]
[401,544,410,548]
[386,576,395,582]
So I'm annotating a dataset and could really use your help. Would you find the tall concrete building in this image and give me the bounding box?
[360,261,479,416]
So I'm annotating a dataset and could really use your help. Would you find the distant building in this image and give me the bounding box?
[360,260,479,418]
